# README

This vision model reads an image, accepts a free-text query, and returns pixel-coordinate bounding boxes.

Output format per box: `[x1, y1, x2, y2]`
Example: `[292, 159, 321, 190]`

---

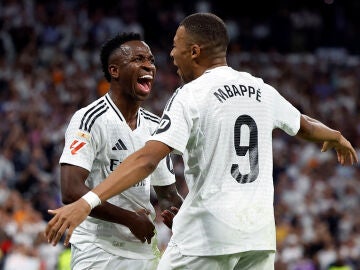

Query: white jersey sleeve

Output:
[149, 67, 302, 256]
[151, 88, 192, 155]
[138, 108, 176, 187]
[59, 110, 102, 171]
[269, 84, 301, 136]
[59, 97, 174, 259]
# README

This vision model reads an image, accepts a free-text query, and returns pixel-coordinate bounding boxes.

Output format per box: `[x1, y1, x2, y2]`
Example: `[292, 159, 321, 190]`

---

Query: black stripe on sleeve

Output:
[140, 108, 160, 123]
[87, 106, 109, 132]
[79, 100, 105, 130]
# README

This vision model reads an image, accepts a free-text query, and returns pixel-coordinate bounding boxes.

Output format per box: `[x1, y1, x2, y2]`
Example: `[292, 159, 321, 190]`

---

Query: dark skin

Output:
[46, 24, 357, 247]
[59, 40, 183, 245]
[61, 165, 156, 243]
[108, 40, 155, 129]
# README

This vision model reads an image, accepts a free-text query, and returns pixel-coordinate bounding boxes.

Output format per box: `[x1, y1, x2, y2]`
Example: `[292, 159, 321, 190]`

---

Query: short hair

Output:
[100, 32, 142, 82]
[179, 13, 229, 54]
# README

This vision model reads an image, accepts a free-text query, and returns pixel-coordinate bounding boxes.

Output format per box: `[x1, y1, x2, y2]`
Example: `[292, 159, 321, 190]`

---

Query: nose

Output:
[142, 60, 155, 71]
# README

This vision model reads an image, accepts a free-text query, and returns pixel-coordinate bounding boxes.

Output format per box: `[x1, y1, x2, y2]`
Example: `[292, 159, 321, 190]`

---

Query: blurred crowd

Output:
[0, 0, 359, 269]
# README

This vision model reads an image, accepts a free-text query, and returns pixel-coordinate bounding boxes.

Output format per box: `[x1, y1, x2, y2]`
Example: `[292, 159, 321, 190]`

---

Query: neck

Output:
[197, 61, 227, 78]
[200, 53, 227, 69]
[108, 90, 139, 130]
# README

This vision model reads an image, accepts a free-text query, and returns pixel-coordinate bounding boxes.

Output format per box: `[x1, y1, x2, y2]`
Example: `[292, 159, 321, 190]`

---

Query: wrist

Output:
[81, 191, 101, 210]
[334, 130, 341, 142]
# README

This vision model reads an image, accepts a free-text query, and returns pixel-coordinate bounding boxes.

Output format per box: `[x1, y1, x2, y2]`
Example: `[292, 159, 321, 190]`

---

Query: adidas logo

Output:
[112, 139, 128, 150]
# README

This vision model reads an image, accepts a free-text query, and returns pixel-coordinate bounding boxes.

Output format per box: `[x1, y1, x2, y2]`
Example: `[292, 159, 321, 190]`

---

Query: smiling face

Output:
[170, 26, 196, 84]
[109, 40, 156, 101]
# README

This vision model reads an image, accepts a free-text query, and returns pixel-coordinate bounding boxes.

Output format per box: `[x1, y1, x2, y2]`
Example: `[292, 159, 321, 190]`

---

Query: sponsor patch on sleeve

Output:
[76, 130, 91, 141]
[69, 139, 87, 155]
[155, 114, 171, 134]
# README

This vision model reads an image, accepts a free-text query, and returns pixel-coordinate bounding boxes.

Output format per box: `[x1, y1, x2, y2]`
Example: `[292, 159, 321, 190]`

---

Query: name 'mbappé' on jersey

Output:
[151, 66, 300, 256]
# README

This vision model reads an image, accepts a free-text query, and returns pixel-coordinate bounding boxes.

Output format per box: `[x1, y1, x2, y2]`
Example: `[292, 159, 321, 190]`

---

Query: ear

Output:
[109, 64, 119, 79]
[190, 44, 201, 59]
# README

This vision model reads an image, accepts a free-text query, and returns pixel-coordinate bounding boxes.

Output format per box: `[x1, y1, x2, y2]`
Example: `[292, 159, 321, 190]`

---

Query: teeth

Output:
[139, 75, 152, 79]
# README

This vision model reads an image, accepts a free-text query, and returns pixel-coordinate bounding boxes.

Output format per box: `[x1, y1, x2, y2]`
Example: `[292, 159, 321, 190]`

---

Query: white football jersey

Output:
[151, 66, 301, 256]
[60, 93, 175, 259]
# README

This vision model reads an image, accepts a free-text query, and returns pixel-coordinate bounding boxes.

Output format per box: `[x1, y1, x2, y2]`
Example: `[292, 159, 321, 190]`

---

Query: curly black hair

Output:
[100, 32, 142, 82]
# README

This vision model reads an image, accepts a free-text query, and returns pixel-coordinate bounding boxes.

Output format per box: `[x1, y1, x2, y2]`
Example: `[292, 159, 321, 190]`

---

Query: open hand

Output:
[45, 198, 91, 246]
[321, 135, 358, 165]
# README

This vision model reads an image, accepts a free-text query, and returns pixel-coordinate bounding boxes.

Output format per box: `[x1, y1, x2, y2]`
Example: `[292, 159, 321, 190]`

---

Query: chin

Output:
[137, 94, 150, 101]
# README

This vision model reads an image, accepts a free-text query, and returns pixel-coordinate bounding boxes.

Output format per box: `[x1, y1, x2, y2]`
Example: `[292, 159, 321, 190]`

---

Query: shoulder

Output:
[72, 96, 110, 132]
[237, 71, 265, 85]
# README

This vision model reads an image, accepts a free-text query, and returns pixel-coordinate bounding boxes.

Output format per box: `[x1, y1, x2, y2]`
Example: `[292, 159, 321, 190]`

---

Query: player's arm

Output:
[94, 140, 172, 200]
[46, 140, 172, 246]
[61, 164, 155, 243]
[296, 114, 358, 165]
[153, 184, 183, 229]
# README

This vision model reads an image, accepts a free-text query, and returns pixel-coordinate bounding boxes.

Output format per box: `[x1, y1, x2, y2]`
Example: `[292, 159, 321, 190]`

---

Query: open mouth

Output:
[137, 75, 153, 93]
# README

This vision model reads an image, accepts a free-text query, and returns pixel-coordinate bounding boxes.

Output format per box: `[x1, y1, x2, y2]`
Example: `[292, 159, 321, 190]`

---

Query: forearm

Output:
[90, 202, 137, 227]
[297, 114, 341, 142]
[93, 149, 158, 203]
[87, 141, 171, 207]
[62, 177, 137, 227]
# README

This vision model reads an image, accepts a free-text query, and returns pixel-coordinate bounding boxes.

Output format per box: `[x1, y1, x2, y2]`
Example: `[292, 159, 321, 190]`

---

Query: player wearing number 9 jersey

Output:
[45, 13, 358, 270]
[152, 65, 299, 256]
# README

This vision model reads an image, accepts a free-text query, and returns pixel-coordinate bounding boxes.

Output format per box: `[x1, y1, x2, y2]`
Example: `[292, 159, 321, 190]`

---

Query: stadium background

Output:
[0, 0, 359, 269]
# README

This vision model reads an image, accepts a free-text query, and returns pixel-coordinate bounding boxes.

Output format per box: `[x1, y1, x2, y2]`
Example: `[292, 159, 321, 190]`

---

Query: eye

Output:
[134, 56, 143, 62]
[134, 56, 155, 65]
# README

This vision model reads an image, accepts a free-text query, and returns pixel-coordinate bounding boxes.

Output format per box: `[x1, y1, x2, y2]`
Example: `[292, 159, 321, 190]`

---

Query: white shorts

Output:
[71, 243, 159, 270]
[157, 244, 275, 270]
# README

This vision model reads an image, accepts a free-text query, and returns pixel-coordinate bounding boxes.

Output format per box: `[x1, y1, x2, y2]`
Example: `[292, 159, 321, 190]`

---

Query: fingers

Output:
[47, 209, 57, 216]
[64, 227, 75, 247]
[322, 139, 358, 166]
[45, 208, 73, 246]
[53, 220, 69, 246]
[321, 141, 329, 152]
[146, 235, 151, 244]
[347, 150, 357, 165]
[45, 211, 59, 242]
[161, 209, 174, 220]
[336, 148, 358, 166]
[47, 216, 64, 245]
[140, 230, 154, 244]
[161, 209, 175, 229]
[131, 210, 155, 244]
[140, 235, 152, 244]
[170, 206, 179, 214]
[47, 219, 75, 247]
[350, 148, 358, 164]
